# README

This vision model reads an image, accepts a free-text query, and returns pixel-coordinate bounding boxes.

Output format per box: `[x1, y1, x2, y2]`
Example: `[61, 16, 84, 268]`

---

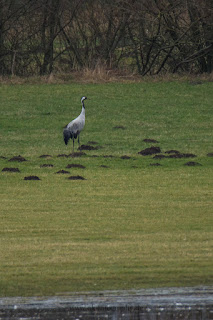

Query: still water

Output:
[0, 287, 212, 320]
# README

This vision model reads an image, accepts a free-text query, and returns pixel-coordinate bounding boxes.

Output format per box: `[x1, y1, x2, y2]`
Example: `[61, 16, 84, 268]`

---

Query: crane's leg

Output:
[78, 135, 80, 149]
[72, 138, 75, 153]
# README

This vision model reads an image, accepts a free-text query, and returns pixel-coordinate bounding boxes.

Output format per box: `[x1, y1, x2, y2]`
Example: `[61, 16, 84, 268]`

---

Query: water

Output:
[0, 287, 212, 319]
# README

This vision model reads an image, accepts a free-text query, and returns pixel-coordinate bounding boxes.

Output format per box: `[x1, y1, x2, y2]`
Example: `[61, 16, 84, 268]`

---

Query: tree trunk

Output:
[40, 0, 59, 75]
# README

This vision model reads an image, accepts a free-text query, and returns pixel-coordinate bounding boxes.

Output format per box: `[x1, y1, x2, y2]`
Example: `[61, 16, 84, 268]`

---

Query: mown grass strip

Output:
[0, 81, 212, 296]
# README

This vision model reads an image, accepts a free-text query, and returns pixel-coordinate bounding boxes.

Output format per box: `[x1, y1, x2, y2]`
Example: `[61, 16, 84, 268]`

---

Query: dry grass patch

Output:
[1, 70, 213, 85]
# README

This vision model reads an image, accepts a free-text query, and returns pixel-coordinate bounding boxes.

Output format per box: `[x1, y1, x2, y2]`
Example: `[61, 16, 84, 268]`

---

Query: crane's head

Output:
[81, 96, 87, 103]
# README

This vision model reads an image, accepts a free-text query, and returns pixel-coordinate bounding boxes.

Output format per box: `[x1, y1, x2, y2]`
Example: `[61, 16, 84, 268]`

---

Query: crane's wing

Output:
[63, 120, 81, 145]
[67, 121, 81, 135]
[63, 127, 71, 145]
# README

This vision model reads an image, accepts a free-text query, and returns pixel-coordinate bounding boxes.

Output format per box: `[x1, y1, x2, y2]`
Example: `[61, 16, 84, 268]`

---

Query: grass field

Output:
[0, 80, 213, 297]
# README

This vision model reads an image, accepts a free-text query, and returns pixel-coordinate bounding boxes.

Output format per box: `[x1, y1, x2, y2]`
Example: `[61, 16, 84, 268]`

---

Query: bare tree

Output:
[58, 0, 132, 70]
[0, 0, 212, 76]
[40, 0, 60, 75]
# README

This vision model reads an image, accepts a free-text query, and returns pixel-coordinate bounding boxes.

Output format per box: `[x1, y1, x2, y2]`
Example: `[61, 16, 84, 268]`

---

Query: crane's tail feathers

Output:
[63, 128, 71, 145]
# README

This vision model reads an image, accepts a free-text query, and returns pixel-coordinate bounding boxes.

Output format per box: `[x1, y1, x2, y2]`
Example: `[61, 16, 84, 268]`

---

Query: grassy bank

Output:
[0, 80, 212, 296]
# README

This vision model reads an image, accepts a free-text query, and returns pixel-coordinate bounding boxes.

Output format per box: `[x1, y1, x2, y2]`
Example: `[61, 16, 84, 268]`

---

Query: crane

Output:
[63, 96, 87, 152]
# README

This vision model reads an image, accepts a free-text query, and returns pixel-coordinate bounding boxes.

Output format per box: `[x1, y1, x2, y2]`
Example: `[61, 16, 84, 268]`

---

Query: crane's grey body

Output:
[63, 96, 87, 152]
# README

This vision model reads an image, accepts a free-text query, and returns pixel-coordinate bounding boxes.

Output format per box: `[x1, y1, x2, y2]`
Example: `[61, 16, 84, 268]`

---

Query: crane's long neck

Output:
[80, 102, 85, 116]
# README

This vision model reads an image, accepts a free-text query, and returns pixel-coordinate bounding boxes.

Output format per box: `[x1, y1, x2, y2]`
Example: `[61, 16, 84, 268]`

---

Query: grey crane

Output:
[63, 96, 87, 152]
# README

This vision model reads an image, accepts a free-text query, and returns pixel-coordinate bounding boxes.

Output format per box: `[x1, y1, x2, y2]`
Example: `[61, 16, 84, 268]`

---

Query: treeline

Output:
[0, 0, 212, 76]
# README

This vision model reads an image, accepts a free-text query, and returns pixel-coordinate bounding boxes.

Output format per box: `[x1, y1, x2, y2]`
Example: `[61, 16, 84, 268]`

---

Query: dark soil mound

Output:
[153, 154, 166, 159]
[68, 152, 86, 157]
[2, 167, 20, 172]
[78, 145, 98, 151]
[24, 176, 40, 180]
[143, 139, 159, 143]
[113, 125, 126, 130]
[100, 165, 109, 168]
[183, 153, 196, 158]
[138, 146, 161, 156]
[121, 155, 131, 159]
[56, 170, 70, 174]
[166, 153, 183, 158]
[184, 161, 202, 166]
[9, 155, 26, 162]
[153, 152, 197, 159]
[68, 175, 86, 180]
[66, 164, 86, 169]
[168, 153, 196, 158]
[39, 155, 52, 158]
[150, 163, 162, 166]
[40, 164, 54, 168]
[103, 155, 114, 158]
[207, 153, 213, 157]
[57, 154, 68, 158]
[165, 150, 180, 154]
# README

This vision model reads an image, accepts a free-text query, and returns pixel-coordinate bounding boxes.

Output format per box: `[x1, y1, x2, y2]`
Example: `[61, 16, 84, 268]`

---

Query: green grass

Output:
[0, 80, 213, 296]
